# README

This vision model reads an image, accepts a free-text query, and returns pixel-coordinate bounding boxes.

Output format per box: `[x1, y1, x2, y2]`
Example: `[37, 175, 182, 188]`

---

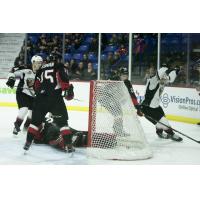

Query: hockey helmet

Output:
[48, 53, 62, 63]
[119, 67, 128, 81]
[120, 67, 128, 75]
[31, 55, 43, 72]
[157, 67, 170, 85]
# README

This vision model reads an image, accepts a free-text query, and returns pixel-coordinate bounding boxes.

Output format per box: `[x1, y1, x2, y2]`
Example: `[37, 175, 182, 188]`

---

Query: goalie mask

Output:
[31, 55, 43, 73]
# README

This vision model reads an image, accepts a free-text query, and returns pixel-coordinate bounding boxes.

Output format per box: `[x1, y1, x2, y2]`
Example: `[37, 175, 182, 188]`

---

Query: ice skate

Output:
[23, 142, 32, 151]
[64, 144, 75, 153]
[169, 133, 183, 142]
[13, 122, 21, 135]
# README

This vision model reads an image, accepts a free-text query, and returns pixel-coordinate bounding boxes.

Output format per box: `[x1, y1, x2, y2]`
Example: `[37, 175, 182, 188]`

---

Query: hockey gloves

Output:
[6, 76, 16, 88]
[65, 84, 74, 101]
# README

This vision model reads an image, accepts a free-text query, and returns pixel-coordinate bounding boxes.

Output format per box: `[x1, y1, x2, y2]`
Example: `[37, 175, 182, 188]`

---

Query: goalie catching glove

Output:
[64, 84, 74, 100]
[6, 76, 16, 88]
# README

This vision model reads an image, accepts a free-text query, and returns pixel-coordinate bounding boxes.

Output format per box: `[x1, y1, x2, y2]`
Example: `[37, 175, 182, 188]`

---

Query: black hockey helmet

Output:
[48, 53, 62, 63]
[119, 67, 128, 75]
[161, 63, 168, 68]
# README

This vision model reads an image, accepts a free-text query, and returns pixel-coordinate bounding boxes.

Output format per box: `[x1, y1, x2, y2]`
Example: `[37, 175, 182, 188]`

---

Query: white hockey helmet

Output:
[157, 67, 169, 79]
[31, 55, 43, 72]
[157, 67, 170, 84]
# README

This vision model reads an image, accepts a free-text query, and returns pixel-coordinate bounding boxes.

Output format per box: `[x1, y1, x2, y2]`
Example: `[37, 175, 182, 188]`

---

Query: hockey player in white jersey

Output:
[6, 55, 43, 135]
[140, 64, 183, 142]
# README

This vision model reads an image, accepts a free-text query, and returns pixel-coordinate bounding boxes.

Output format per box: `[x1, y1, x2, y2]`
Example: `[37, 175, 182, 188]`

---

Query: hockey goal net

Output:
[87, 80, 152, 160]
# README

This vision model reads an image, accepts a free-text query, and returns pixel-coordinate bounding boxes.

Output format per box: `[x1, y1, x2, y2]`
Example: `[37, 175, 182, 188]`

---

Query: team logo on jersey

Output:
[161, 93, 170, 108]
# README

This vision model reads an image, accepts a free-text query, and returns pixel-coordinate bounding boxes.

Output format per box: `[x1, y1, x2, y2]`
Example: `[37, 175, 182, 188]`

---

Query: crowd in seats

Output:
[14, 33, 200, 85]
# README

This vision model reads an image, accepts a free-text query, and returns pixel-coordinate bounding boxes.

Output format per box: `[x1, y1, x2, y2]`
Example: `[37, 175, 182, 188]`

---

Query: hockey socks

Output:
[13, 118, 23, 135]
[23, 124, 41, 151]
[60, 127, 75, 153]
[24, 118, 31, 130]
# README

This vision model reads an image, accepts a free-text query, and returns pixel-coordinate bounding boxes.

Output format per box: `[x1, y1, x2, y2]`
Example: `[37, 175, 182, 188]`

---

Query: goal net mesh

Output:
[87, 80, 152, 160]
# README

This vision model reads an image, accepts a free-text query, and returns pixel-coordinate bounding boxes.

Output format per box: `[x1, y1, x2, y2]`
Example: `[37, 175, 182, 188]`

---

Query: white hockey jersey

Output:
[8, 66, 35, 97]
[142, 67, 178, 108]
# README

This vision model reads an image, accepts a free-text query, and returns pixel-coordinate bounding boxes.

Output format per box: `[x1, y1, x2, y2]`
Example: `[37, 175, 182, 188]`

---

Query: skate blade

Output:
[24, 150, 28, 155]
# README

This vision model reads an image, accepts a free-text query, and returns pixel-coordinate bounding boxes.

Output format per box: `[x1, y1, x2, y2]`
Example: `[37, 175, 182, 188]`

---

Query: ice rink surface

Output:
[0, 107, 200, 165]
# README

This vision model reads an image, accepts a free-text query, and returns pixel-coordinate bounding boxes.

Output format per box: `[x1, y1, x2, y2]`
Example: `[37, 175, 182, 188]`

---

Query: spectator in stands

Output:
[51, 46, 62, 57]
[83, 62, 97, 81]
[173, 64, 186, 86]
[82, 53, 89, 69]
[38, 34, 47, 51]
[112, 52, 121, 70]
[103, 52, 115, 79]
[90, 38, 98, 53]
[70, 59, 78, 74]
[109, 34, 119, 46]
[64, 61, 72, 79]
[72, 33, 83, 50]
[121, 33, 129, 46]
[117, 44, 128, 57]
[190, 66, 200, 86]
[133, 34, 146, 65]
[72, 62, 85, 79]
[14, 52, 24, 67]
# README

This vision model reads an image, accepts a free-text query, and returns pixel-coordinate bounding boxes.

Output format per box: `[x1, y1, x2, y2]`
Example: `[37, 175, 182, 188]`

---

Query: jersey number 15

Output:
[40, 69, 54, 83]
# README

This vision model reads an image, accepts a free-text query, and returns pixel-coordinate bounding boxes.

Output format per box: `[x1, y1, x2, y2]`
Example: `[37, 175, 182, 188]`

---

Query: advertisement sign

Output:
[0, 79, 199, 124]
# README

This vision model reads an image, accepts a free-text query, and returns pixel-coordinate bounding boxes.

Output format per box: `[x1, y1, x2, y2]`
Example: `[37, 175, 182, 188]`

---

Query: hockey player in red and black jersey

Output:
[33, 113, 88, 150]
[140, 64, 183, 142]
[6, 56, 42, 135]
[24, 54, 75, 153]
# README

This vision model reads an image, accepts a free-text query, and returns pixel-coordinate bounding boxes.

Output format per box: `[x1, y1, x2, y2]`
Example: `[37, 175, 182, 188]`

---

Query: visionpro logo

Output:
[161, 93, 170, 108]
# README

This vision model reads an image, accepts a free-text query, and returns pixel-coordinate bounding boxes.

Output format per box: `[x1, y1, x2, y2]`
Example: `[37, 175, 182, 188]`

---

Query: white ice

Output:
[0, 107, 200, 165]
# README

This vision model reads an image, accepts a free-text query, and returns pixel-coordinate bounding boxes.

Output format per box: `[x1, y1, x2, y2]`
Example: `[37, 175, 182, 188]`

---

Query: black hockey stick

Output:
[144, 114, 200, 144]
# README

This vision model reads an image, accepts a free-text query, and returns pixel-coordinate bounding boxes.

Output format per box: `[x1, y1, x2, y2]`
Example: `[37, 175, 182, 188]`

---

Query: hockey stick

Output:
[14, 85, 34, 90]
[73, 98, 84, 102]
[144, 114, 200, 144]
